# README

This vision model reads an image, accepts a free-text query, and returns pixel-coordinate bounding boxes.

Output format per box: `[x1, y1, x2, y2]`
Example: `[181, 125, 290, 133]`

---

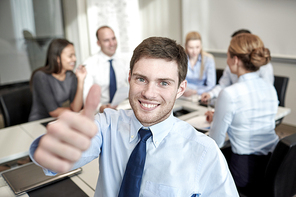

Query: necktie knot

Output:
[139, 128, 152, 142]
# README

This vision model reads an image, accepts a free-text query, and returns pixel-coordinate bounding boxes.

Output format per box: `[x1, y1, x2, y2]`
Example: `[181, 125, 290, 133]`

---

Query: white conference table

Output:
[0, 117, 98, 197]
[0, 98, 291, 196]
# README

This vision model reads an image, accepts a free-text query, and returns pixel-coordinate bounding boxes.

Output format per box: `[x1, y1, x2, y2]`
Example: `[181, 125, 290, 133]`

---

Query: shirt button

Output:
[131, 135, 134, 138]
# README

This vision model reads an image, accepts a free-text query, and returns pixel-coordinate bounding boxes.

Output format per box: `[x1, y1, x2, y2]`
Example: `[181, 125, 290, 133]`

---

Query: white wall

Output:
[139, 0, 182, 44]
[182, 0, 296, 60]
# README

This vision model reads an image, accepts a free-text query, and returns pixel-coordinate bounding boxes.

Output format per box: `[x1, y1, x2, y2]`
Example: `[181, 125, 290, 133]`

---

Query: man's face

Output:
[128, 57, 186, 127]
[97, 28, 117, 57]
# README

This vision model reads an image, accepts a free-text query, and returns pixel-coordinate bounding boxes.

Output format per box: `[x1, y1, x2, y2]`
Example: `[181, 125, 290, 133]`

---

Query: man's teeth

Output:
[142, 103, 157, 108]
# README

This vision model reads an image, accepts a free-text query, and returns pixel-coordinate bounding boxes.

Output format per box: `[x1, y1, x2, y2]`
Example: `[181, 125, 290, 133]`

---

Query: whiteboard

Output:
[182, 0, 296, 60]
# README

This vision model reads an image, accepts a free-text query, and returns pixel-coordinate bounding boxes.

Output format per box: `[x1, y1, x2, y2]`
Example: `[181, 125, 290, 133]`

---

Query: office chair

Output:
[0, 86, 32, 127]
[274, 75, 289, 107]
[273, 75, 289, 126]
[216, 68, 224, 85]
[264, 133, 296, 197]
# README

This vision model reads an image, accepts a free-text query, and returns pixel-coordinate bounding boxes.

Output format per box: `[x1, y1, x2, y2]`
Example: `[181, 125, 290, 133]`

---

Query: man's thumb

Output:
[82, 84, 101, 119]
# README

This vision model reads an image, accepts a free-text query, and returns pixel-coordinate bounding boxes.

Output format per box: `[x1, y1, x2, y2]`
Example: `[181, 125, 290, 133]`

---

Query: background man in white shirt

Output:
[201, 29, 274, 102]
[83, 26, 129, 112]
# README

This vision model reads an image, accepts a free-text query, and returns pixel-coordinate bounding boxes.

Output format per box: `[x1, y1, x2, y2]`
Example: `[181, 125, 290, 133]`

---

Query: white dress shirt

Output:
[30, 110, 239, 197]
[209, 72, 279, 155]
[83, 51, 129, 105]
[209, 62, 274, 99]
[186, 53, 216, 95]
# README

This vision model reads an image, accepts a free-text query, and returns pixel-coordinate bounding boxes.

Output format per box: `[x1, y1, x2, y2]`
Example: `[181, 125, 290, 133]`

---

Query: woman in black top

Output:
[29, 39, 86, 121]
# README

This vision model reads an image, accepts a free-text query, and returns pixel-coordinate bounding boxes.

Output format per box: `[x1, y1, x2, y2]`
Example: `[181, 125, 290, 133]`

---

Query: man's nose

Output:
[142, 83, 157, 99]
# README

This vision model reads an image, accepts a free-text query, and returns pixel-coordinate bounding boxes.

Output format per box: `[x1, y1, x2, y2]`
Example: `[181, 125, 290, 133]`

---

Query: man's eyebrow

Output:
[132, 73, 176, 83]
[158, 78, 176, 83]
[132, 73, 145, 78]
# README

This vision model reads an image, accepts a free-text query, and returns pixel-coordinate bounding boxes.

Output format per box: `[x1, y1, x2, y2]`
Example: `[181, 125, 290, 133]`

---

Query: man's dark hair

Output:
[130, 37, 188, 86]
[231, 29, 251, 37]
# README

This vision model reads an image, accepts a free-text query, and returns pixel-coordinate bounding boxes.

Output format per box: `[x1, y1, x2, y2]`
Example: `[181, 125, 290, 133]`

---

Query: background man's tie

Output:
[118, 128, 152, 197]
[109, 59, 117, 103]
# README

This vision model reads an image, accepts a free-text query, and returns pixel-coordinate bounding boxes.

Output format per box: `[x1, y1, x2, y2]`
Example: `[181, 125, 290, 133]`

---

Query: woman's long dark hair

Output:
[30, 38, 74, 87]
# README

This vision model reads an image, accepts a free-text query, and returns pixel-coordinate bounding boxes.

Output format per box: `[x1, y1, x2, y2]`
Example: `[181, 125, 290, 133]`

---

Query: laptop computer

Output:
[1, 162, 82, 195]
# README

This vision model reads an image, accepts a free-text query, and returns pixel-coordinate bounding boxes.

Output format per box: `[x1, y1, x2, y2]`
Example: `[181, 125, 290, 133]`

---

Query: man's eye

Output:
[138, 78, 145, 82]
[160, 81, 168, 86]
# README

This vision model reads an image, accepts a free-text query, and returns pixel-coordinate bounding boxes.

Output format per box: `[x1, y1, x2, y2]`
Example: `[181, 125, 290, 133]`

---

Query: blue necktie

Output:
[118, 128, 152, 197]
[109, 59, 117, 103]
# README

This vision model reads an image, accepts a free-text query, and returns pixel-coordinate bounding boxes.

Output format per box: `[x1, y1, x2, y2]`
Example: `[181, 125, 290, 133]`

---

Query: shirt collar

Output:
[98, 50, 117, 62]
[238, 72, 260, 82]
[187, 54, 202, 67]
[130, 112, 175, 148]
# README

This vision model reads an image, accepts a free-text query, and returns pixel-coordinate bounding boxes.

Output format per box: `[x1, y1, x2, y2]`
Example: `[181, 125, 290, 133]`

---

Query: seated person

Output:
[183, 31, 216, 96]
[201, 29, 274, 102]
[29, 39, 86, 121]
[83, 26, 129, 113]
[206, 33, 278, 196]
[30, 37, 239, 196]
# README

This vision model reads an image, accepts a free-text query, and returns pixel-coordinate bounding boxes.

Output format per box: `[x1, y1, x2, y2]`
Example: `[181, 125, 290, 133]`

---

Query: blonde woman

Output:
[183, 31, 216, 96]
[206, 33, 278, 196]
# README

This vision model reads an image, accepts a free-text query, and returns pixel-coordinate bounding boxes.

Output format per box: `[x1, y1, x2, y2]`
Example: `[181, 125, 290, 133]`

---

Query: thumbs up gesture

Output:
[34, 85, 101, 173]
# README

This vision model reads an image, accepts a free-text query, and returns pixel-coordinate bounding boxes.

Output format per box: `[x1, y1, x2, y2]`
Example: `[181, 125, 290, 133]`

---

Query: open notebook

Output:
[2, 162, 82, 195]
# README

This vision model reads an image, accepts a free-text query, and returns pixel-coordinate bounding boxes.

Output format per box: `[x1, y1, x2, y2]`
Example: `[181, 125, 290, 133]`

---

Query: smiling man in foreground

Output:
[30, 37, 238, 196]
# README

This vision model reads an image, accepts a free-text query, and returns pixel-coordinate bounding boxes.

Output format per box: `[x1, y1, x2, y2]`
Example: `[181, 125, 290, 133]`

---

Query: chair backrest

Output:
[264, 133, 296, 197]
[274, 75, 289, 107]
[216, 68, 224, 85]
[0, 86, 32, 127]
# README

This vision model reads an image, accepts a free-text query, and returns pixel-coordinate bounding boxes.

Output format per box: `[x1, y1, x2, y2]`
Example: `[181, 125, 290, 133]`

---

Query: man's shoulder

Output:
[172, 118, 217, 148]
[96, 109, 134, 123]
[83, 53, 101, 65]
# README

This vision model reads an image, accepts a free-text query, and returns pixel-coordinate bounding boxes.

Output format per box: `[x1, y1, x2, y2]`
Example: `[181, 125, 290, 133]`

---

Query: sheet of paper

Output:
[186, 115, 211, 131]
[178, 94, 201, 103]
[111, 86, 129, 106]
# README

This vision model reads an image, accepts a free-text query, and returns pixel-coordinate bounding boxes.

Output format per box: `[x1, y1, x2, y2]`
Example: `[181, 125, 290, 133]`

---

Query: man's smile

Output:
[139, 100, 159, 110]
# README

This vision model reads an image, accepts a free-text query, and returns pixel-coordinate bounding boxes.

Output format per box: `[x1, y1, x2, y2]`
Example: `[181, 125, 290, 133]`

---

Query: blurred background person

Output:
[83, 26, 129, 113]
[183, 31, 216, 97]
[201, 29, 274, 102]
[206, 33, 278, 196]
[29, 38, 86, 121]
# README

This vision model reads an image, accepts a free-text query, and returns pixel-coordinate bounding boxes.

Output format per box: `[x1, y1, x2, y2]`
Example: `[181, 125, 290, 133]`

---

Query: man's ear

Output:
[128, 71, 131, 83]
[176, 80, 187, 99]
[57, 56, 60, 64]
[97, 40, 101, 47]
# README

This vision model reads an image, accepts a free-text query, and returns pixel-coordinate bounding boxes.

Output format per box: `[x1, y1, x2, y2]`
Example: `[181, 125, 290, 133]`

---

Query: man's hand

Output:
[205, 110, 214, 123]
[201, 92, 211, 103]
[34, 85, 101, 173]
